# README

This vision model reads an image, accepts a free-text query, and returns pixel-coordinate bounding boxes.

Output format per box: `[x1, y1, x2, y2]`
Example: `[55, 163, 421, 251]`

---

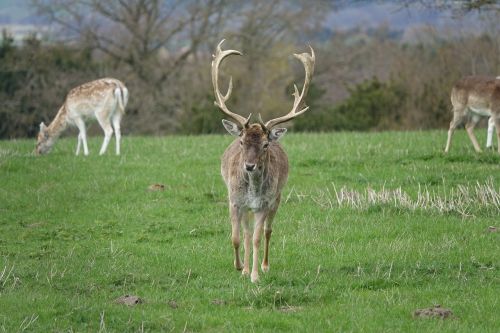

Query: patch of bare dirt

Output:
[211, 299, 226, 306]
[413, 305, 453, 319]
[26, 222, 45, 228]
[148, 184, 166, 191]
[115, 295, 143, 306]
[168, 300, 178, 309]
[278, 305, 302, 313]
[487, 226, 498, 233]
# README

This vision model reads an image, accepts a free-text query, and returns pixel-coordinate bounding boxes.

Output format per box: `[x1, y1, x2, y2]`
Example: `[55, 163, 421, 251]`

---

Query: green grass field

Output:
[1, 130, 499, 332]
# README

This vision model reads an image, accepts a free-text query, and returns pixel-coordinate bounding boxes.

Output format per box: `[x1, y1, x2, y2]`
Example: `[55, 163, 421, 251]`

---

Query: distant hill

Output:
[0, 0, 488, 43]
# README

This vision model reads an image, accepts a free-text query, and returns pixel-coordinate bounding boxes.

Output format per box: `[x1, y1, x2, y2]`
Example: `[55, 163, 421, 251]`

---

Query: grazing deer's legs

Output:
[465, 115, 482, 153]
[111, 112, 122, 155]
[487, 117, 495, 149]
[262, 196, 280, 273]
[96, 113, 114, 155]
[75, 133, 82, 155]
[74, 117, 89, 156]
[251, 211, 267, 283]
[230, 203, 243, 271]
[241, 212, 252, 275]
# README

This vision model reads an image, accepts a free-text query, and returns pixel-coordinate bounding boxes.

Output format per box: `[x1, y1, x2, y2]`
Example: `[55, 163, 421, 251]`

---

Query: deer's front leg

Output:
[445, 111, 462, 153]
[242, 212, 251, 276]
[229, 203, 243, 271]
[262, 197, 280, 273]
[251, 210, 267, 283]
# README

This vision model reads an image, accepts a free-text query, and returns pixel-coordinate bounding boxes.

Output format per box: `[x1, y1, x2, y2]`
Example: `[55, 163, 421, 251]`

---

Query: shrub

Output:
[295, 78, 406, 132]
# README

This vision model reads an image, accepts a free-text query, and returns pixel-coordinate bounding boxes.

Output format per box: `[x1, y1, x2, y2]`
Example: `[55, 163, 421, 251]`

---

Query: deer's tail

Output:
[114, 83, 129, 114]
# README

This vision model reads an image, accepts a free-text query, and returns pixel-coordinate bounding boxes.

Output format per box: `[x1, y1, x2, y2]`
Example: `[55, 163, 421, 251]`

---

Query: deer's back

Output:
[451, 76, 500, 111]
[65, 78, 125, 117]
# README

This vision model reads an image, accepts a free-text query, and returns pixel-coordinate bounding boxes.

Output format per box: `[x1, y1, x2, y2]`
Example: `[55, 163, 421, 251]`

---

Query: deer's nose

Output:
[245, 163, 256, 172]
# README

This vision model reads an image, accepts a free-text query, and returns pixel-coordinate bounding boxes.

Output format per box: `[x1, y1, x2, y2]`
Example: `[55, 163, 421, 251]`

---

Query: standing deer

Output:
[212, 40, 315, 282]
[445, 76, 500, 154]
[35, 78, 128, 156]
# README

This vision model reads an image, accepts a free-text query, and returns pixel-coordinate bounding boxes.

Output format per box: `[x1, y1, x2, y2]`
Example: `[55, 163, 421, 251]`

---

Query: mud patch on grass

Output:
[413, 305, 453, 319]
[148, 183, 165, 191]
[487, 226, 498, 233]
[278, 305, 302, 313]
[211, 299, 226, 306]
[115, 295, 143, 306]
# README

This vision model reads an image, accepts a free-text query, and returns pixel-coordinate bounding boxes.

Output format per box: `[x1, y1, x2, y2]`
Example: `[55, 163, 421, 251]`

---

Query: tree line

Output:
[0, 0, 499, 139]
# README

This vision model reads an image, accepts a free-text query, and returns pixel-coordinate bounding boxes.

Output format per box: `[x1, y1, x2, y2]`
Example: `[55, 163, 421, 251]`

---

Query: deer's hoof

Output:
[251, 272, 259, 283]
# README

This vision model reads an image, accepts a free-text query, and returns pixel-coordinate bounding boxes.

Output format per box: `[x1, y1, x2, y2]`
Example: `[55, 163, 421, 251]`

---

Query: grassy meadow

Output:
[0, 130, 499, 332]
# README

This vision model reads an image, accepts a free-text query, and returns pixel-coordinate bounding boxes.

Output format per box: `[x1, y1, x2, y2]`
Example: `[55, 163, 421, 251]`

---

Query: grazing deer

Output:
[212, 40, 315, 282]
[35, 78, 128, 156]
[445, 76, 500, 154]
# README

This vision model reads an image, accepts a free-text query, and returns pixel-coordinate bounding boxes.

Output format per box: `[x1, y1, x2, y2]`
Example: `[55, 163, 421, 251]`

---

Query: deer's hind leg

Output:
[111, 111, 123, 155]
[96, 111, 114, 155]
[74, 117, 89, 156]
[465, 114, 482, 153]
[486, 117, 495, 149]
[75, 133, 82, 155]
[494, 115, 500, 154]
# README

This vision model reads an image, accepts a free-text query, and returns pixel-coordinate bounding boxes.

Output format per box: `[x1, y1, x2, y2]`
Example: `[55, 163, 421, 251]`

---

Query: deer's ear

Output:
[269, 127, 287, 141]
[222, 119, 242, 136]
[40, 122, 46, 131]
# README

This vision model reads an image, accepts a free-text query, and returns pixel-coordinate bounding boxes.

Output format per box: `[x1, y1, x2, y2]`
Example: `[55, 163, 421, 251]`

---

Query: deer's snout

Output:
[245, 163, 256, 172]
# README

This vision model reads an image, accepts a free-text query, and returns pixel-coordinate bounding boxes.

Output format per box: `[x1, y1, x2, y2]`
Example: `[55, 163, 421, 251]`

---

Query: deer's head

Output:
[212, 40, 314, 173]
[35, 122, 53, 155]
[222, 120, 287, 172]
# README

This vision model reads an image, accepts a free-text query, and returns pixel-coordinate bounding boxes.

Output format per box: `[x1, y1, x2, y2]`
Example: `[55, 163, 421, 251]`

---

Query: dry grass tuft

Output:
[0, 263, 20, 292]
[289, 179, 500, 217]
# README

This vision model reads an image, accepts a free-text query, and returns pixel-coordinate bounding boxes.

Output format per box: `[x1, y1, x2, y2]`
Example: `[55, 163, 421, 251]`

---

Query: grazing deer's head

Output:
[35, 122, 53, 155]
[212, 40, 314, 173]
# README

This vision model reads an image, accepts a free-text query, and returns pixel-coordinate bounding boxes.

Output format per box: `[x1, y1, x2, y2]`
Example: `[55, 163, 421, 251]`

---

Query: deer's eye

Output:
[263, 142, 269, 149]
[239, 140, 243, 146]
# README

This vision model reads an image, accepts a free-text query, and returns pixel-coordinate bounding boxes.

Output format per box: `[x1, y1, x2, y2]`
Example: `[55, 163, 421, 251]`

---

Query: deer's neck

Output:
[47, 105, 69, 139]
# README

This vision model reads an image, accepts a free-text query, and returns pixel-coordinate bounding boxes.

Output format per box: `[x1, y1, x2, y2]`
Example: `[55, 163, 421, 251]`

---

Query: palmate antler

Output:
[263, 46, 315, 129]
[211, 39, 251, 127]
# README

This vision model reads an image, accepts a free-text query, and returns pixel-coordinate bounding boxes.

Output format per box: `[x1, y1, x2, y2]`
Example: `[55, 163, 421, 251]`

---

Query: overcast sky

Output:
[0, 0, 490, 35]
